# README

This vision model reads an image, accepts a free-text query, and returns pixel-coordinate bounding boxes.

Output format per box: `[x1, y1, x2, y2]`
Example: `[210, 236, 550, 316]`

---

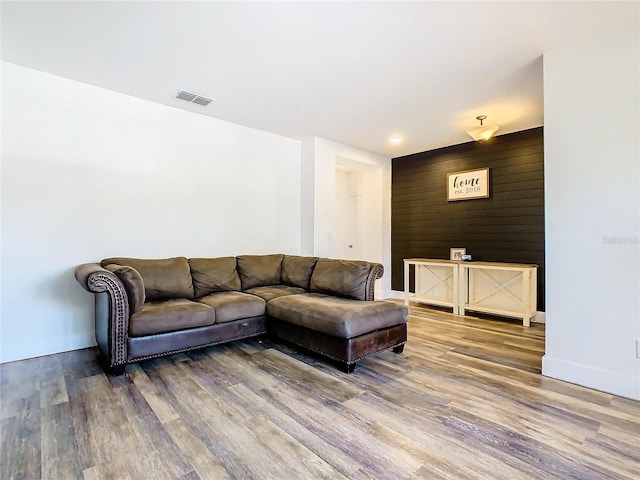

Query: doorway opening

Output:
[334, 156, 383, 269]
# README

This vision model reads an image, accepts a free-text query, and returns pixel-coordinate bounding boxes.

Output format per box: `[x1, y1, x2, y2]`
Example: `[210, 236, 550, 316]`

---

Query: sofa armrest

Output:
[75, 263, 129, 369]
[365, 263, 384, 301]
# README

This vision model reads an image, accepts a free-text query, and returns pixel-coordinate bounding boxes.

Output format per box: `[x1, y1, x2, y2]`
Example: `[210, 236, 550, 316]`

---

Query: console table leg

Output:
[404, 261, 410, 306]
[459, 265, 469, 317]
[522, 270, 531, 327]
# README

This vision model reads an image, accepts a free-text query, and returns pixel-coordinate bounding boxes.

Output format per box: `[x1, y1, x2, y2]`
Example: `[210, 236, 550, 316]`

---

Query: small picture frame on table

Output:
[450, 248, 466, 261]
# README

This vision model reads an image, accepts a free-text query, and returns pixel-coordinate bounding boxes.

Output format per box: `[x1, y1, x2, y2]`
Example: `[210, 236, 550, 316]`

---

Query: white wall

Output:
[303, 137, 392, 298]
[300, 137, 315, 255]
[542, 23, 640, 399]
[0, 62, 302, 363]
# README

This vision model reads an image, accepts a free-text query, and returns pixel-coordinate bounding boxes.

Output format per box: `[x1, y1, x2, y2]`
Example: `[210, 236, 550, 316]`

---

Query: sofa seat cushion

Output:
[267, 293, 407, 339]
[244, 285, 307, 302]
[197, 291, 266, 323]
[129, 299, 215, 337]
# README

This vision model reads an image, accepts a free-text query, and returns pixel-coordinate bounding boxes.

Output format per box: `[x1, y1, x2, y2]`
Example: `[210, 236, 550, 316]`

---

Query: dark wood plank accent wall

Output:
[392, 127, 545, 310]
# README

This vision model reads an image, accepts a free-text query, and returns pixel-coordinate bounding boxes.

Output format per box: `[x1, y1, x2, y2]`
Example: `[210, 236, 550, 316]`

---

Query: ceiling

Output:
[1, 1, 633, 157]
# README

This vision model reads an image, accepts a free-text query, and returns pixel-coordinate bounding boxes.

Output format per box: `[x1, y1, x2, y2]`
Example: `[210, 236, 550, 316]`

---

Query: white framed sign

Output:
[447, 167, 489, 201]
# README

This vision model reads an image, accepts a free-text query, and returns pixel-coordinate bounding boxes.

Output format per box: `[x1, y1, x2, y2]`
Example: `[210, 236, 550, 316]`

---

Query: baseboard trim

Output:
[533, 311, 546, 324]
[542, 355, 640, 400]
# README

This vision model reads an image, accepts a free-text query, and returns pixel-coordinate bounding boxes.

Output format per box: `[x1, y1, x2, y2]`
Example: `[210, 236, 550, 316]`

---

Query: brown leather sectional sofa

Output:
[75, 254, 408, 375]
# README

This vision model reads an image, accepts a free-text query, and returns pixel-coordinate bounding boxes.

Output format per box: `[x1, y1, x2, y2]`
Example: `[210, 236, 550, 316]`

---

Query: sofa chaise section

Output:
[267, 293, 407, 372]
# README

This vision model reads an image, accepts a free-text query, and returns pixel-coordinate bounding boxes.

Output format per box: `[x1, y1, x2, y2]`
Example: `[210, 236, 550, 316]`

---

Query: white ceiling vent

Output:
[176, 90, 214, 106]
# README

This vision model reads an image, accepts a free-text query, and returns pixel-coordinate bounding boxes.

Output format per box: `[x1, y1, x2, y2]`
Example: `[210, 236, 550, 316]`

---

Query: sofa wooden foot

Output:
[392, 344, 405, 354]
[342, 363, 356, 374]
[108, 364, 126, 376]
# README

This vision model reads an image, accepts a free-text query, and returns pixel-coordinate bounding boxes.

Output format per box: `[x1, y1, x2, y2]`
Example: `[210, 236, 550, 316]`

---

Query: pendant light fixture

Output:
[467, 115, 499, 142]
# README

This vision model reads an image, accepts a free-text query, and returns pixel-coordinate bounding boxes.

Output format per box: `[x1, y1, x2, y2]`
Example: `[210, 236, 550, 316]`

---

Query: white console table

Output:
[404, 258, 538, 326]
[403, 258, 461, 314]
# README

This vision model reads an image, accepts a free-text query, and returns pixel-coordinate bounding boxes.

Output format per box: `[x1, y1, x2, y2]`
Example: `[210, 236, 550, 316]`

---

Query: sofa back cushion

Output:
[281, 255, 318, 290]
[189, 257, 241, 297]
[309, 258, 370, 301]
[103, 264, 146, 313]
[101, 257, 194, 301]
[236, 254, 284, 290]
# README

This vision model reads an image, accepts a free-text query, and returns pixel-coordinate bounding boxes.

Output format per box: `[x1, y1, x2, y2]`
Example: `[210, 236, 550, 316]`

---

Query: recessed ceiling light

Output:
[390, 136, 404, 145]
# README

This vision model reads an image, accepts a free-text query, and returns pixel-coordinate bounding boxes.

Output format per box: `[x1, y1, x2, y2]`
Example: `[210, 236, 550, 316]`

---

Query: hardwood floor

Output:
[2, 304, 639, 479]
